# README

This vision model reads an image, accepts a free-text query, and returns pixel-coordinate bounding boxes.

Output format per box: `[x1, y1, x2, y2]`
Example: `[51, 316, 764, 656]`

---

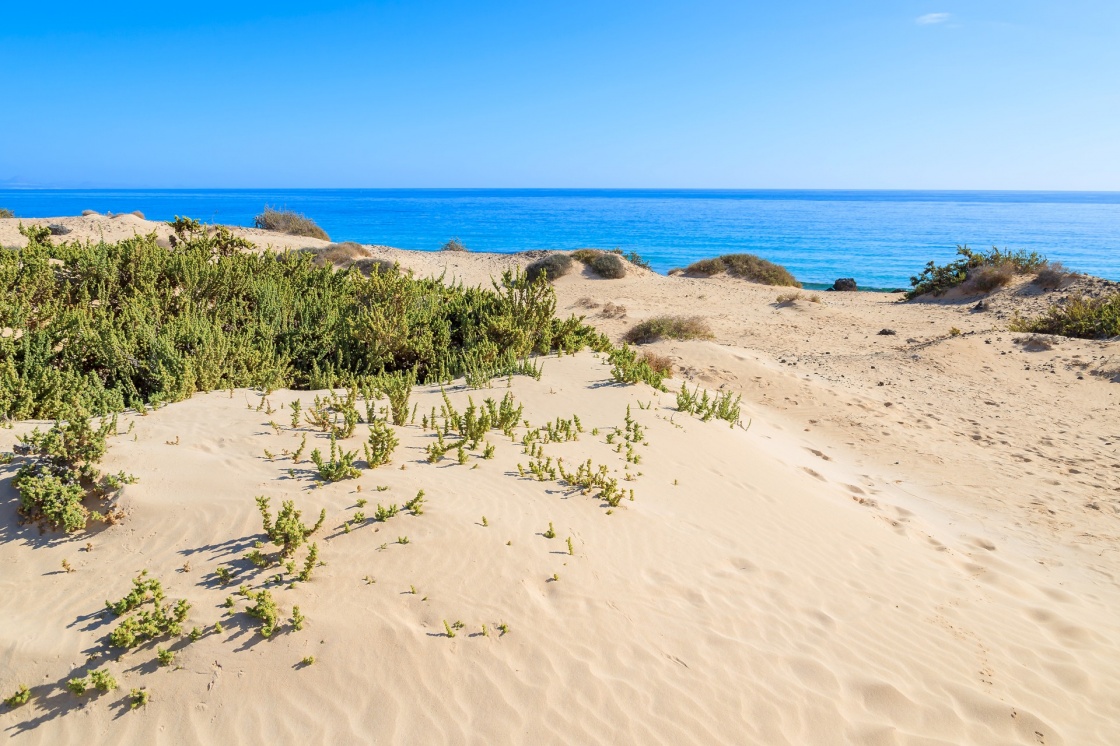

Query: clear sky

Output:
[2, 1, 1118, 189]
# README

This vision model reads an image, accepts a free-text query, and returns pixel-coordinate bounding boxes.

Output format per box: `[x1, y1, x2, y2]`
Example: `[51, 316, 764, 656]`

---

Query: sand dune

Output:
[2, 215, 1118, 744]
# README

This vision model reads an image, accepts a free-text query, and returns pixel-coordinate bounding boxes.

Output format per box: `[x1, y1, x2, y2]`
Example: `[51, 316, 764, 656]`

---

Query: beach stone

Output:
[832, 278, 857, 291]
[47, 223, 71, 235]
[878, 328, 897, 336]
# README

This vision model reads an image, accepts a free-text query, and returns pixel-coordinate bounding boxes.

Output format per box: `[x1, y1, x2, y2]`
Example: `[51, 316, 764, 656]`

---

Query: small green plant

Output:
[215, 566, 234, 584]
[301, 655, 316, 666]
[245, 589, 280, 637]
[497, 622, 509, 636]
[190, 626, 203, 641]
[566, 537, 574, 555]
[106, 572, 190, 648]
[157, 648, 175, 667]
[5, 685, 31, 708]
[67, 677, 89, 696]
[443, 619, 456, 638]
[290, 605, 306, 631]
[949, 327, 962, 337]
[292, 434, 307, 463]
[310, 434, 361, 481]
[130, 688, 150, 709]
[552, 573, 559, 581]
[298, 543, 319, 582]
[256, 495, 326, 557]
[397, 535, 410, 545]
[608, 346, 667, 390]
[543, 522, 556, 539]
[364, 417, 398, 467]
[403, 490, 425, 514]
[356, 497, 368, 508]
[289, 399, 302, 428]
[214, 621, 224, 634]
[89, 669, 117, 691]
[676, 384, 741, 426]
[481, 515, 489, 527]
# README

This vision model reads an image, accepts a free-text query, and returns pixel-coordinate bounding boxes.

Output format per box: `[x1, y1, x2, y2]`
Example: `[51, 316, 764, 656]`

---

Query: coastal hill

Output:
[1, 214, 1118, 744]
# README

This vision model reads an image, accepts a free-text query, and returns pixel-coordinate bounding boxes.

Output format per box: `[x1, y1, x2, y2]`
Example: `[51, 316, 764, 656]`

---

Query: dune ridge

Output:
[2, 215, 1118, 745]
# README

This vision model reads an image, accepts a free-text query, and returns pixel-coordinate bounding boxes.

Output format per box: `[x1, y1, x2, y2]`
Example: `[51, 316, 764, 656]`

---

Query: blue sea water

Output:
[2, 189, 1119, 289]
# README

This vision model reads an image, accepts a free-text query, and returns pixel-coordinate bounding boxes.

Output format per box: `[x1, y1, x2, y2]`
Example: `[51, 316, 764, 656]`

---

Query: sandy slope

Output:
[2, 216, 1119, 744]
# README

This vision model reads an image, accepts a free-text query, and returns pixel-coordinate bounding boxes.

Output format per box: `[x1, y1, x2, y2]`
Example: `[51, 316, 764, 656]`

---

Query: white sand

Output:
[2, 216, 1118, 744]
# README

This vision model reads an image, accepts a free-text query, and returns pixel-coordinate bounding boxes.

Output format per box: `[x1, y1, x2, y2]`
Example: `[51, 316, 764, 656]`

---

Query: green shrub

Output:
[679, 254, 799, 287]
[310, 434, 361, 481]
[89, 669, 117, 691]
[106, 573, 190, 648]
[677, 384, 741, 426]
[130, 688, 150, 708]
[608, 346, 667, 390]
[623, 316, 714, 344]
[256, 495, 326, 557]
[364, 417, 398, 467]
[253, 207, 330, 240]
[907, 245, 1046, 299]
[526, 254, 574, 283]
[0, 225, 608, 422]
[441, 238, 468, 252]
[12, 414, 131, 532]
[245, 589, 280, 636]
[1011, 294, 1120, 339]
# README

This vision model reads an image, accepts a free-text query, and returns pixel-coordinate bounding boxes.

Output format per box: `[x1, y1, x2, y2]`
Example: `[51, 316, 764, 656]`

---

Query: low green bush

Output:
[1011, 293, 1120, 339]
[253, 206, 330, 240]
[678, 254, 799, 287]
[907, 245, 1046, 299]
[608, 346, 667, 390]
[0, 223, 603, 420]
[571, 250, 627, 279]
[11, 414, 132, 532]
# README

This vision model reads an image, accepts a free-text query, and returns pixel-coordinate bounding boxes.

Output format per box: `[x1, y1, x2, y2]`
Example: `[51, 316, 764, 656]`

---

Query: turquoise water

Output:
[2, 189, 1118, 288]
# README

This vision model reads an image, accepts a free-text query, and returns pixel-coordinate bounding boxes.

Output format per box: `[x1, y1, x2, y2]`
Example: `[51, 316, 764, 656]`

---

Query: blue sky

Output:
[1, 1, 1118, 189]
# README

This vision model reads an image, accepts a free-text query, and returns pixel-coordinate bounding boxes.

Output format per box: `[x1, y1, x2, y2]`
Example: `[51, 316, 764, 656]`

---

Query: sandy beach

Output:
[2, 215, 1118, 745]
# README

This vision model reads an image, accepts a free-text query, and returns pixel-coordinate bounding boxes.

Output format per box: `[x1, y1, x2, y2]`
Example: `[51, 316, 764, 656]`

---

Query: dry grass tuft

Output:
[680, 254, 799, 287]
[1032, 262, 1076, 291]
[959, 263, 1016, 294]
[623, 315, 714, 344]
[440, 238, 469, 252]
[600, 302, 627, 319]
[254, 207, 330, 241]
[0, 208, 14, 219]
[350, 257, 399, 276]
[311, 242, 371, 267]
[640, 351, 673, 375]
[575, 297, 600, 309]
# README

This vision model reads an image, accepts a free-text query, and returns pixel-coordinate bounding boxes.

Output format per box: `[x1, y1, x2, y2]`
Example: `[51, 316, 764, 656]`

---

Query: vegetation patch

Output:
[253, 206, 330, 240]
[1011, 293, 1120, 339]
[677, 384, 741, 426]
[907, 245, 1047, 299]
[106, 572, 190, 648]
[9, 415, 132, 532]
[310, 242, 371, 267]
[571, 250, 626, 279]
[623, 315, 714, 344]
[0, 208, 14, 219]
[440, 238, 468, 252]
[608, 346, 667, 390]
[0, 222, 609, 420]
[677, 254, 799, 287]
[525, 254, 574, 283]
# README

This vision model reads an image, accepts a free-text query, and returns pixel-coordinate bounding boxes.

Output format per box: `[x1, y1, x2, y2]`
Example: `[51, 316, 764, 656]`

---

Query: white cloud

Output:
[916, 13, 951, 25]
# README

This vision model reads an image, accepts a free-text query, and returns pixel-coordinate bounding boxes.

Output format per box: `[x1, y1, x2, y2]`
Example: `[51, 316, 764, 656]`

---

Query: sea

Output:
[2, 189, 1118, 290]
